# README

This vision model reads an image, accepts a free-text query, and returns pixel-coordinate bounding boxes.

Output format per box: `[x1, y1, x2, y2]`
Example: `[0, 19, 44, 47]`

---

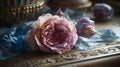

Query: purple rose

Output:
[76, 17, 97, 38]
[26, 13, 78, 54]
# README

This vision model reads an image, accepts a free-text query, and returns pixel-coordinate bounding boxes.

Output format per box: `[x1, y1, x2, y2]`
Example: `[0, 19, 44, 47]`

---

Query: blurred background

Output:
[0, 0, 120, 27]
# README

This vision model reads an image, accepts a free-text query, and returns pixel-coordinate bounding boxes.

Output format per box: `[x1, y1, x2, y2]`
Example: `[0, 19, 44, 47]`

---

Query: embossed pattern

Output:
[9, 43, 120, 67]
[0, 0, 46, 26]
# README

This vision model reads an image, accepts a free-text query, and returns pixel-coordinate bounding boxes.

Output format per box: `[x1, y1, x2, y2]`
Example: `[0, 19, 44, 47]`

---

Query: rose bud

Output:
[76, 17, 97, 38]
[26, 13, 78, 54]
[92, 3, 114, 22]
[56, 8, 65, 17]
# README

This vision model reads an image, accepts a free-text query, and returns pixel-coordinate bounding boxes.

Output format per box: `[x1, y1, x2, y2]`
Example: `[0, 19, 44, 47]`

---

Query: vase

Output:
[0, 0, 46, 26]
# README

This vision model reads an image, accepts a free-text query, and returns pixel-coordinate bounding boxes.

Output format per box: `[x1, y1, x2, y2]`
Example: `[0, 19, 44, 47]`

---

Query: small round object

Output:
[92, 3, 114, 22]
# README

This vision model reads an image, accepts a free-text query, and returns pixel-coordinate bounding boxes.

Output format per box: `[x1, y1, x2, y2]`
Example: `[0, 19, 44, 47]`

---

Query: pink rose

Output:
[26, 13, 78, 54]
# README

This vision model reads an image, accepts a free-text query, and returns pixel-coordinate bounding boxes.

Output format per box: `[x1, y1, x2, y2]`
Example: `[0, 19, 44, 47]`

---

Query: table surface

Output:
[0, 16, 120, 67]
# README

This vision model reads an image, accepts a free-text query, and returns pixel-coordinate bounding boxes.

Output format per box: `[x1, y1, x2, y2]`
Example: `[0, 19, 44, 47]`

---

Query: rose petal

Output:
[26, 13, 78, 54]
